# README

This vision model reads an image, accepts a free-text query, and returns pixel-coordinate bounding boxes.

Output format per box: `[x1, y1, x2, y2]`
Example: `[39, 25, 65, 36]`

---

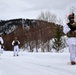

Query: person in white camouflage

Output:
[63, 13, 76, 65]
[12, 36, 20, 56]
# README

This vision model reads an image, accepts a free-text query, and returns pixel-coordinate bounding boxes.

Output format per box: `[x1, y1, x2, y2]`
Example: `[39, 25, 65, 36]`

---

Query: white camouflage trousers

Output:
[68, 45, 76, 61]
[14, 45, 19, 56]
[0, 45, 3, 54]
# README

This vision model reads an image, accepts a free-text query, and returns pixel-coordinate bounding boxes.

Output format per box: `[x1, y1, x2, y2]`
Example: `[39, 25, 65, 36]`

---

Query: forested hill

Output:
[0, 18, 63, 50]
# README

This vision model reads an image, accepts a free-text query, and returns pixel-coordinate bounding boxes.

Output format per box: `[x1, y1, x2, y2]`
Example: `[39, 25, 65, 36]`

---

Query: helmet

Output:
[68, 13, 74, 20]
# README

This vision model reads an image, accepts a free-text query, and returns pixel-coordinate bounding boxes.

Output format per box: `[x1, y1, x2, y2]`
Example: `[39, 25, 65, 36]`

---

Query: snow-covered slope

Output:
[0, 51, 76, 75]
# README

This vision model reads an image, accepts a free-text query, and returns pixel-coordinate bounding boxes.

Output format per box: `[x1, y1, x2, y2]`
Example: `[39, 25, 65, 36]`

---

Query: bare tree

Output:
[69, 5, 76, 14]
[37, 11, 57, 23]
[56, 18, 63, 26]
[37, 12, 58, 52]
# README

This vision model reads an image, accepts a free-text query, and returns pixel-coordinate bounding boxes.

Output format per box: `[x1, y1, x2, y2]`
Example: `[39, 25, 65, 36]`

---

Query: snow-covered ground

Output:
[0, 50, 76, 75]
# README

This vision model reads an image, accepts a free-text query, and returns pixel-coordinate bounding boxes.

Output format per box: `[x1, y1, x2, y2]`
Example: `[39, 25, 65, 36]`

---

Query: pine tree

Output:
[53, 25, 65, 52]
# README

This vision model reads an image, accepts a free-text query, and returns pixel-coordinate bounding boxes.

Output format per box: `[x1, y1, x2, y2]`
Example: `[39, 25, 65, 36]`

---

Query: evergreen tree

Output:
[53, 25, 65, 52]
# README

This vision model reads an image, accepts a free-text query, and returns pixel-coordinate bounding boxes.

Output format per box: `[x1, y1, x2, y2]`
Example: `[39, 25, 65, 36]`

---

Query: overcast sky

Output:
[0, 0, 76, 20]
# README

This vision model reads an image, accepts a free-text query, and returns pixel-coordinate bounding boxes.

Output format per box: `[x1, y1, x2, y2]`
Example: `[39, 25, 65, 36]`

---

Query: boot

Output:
[71, 61, 76, 65]
[17, 54, 19, 56]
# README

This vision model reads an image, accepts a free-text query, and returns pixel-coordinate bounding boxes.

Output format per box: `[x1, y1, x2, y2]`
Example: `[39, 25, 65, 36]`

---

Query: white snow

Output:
[0, 50, 76, 75]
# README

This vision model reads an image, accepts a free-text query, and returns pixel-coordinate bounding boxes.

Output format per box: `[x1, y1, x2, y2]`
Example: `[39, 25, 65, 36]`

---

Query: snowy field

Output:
[0, 51, 76, 75]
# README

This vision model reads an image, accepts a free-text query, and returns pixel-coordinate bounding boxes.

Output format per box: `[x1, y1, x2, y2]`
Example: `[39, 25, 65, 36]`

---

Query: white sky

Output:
[0, 0, 76, 20]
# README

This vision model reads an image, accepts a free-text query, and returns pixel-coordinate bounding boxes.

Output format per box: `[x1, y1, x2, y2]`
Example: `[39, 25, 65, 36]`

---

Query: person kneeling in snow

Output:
[12, 36, 20, 56]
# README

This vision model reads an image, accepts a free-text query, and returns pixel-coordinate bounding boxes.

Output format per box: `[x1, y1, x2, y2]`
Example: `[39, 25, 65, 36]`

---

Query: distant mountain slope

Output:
[0, 18, 63, 50]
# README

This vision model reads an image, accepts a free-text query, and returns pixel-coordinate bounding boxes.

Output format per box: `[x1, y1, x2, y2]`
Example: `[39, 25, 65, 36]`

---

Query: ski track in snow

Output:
[0, 51, 76, 75]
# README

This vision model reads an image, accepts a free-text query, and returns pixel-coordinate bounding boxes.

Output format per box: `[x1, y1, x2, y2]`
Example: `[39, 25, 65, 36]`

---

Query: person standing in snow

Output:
[0, 34, 4, 54]
[63, 13, 76, 65]
[12, 36, 20, 56]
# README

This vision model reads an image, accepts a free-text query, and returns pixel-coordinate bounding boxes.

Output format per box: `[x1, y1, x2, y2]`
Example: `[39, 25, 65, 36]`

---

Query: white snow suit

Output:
[12, 40, 20, 56]
[63, 24, 76, 62]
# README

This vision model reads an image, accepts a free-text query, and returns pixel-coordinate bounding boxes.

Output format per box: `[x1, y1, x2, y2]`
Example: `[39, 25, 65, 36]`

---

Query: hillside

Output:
[0, 18, 63, 50]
